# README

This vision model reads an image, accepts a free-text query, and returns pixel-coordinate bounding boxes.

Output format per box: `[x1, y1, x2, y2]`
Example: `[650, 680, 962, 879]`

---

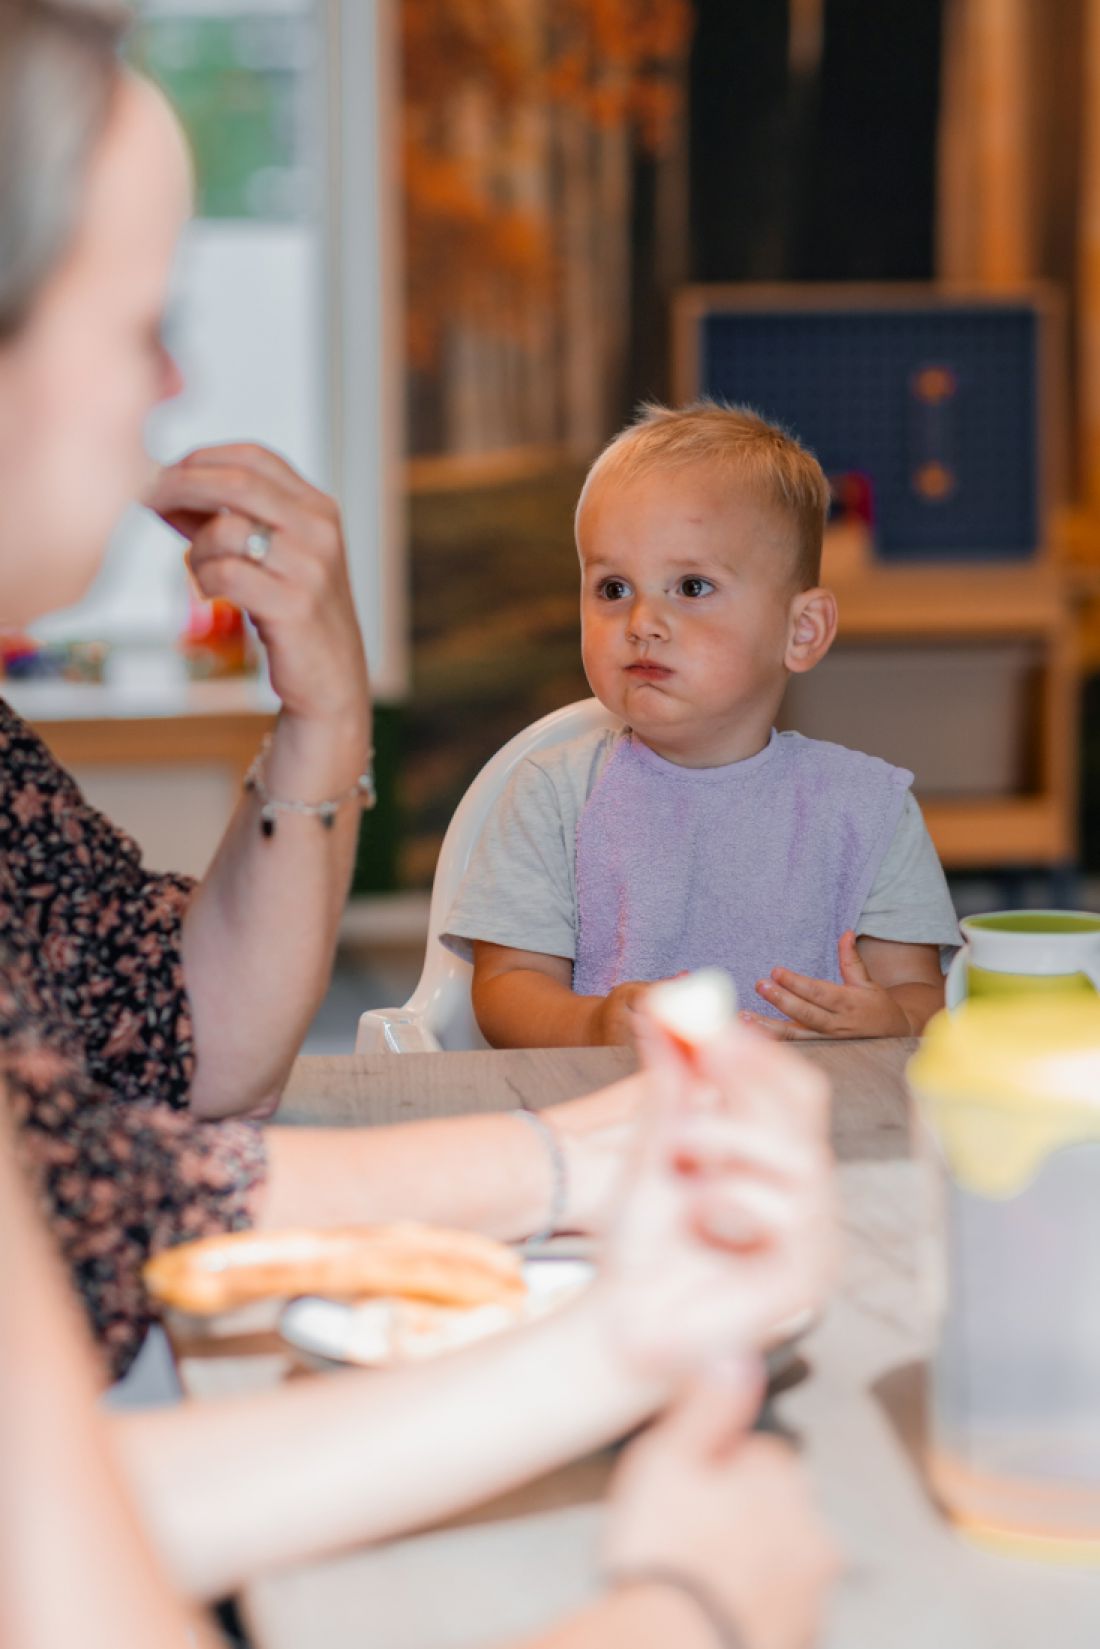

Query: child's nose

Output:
[627, 595, 669, 640]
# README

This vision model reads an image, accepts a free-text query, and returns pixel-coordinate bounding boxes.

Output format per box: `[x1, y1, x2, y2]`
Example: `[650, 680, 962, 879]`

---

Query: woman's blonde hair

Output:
[579, 400, 831, 589]
[0, 0, 129, 340]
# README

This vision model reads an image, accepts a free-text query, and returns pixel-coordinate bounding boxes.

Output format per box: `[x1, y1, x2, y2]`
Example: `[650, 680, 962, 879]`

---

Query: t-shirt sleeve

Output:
[443, 755, 579, 962]
[857, 793, 961, 960]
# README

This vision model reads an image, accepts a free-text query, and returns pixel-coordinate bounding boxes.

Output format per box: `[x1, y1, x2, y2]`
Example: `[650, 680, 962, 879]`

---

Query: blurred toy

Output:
[0, 635, 108, 682]
[821, 470, 874, 583]
[179, 595, 254, 679]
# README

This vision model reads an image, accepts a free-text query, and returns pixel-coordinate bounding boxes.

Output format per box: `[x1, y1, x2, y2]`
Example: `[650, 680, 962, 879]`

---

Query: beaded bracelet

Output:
[608, 1567, 747, 1649]
[244, 734, 376, 838]
[511, 1107, 568, 1248]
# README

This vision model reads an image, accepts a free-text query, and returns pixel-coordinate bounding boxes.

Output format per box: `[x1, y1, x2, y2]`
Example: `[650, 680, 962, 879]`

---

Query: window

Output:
[35, 0, 406, 699]
[36, 0, 323, 650]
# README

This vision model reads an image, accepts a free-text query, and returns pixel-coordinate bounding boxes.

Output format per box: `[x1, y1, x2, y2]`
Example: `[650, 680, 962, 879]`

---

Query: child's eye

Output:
[678, 576, 715, 598]
[597, 577, 632, 601]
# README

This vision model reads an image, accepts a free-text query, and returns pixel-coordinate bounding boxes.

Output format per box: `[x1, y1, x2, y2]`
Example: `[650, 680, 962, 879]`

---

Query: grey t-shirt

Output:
[444, 728, 961, 967]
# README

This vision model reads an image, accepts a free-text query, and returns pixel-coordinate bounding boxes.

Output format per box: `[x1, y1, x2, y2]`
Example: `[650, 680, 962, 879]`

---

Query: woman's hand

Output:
[605, 1376, 838, 1649]
[603, 1004, 836, 1371]
[147, 443, 369, 732]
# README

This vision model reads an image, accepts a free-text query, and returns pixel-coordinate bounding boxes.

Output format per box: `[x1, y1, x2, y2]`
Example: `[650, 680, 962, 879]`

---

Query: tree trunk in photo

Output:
[640, 57, 691, 407]
[936, 0, 976, 279]
[653, 102, 690, 301]
[937, 0, 1032, 285]
[595, 120, 633, 432]
[940, 0, 1096, 501]
[558, 110, 604, 457]
[1079, 0, 1100, 509]
[514, 87, 560, 446]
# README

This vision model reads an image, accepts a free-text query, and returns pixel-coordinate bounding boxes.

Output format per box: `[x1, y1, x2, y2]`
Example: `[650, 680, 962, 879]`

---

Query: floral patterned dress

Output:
[0, 699, 267, 1379]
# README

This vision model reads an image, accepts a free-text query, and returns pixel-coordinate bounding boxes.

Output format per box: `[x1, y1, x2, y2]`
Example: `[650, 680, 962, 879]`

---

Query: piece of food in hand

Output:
[144, 1221, 526, 1317]
[648, 968, 738, 1052]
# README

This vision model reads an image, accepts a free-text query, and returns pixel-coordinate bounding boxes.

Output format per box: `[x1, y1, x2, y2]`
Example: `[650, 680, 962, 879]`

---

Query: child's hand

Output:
[745, 931, 914, 1040]
[588, 981, 662, 1046]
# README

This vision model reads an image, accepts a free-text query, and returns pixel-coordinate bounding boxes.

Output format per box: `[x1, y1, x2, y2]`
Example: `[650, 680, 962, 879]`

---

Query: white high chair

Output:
[356, 697, 622, 1052]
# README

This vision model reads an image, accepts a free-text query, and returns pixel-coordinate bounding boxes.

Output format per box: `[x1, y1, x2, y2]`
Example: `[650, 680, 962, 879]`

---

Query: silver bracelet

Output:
[512, 1107, 568, 1247]
[607, 1566, 747, 1649]
[244, 733, 376, 838]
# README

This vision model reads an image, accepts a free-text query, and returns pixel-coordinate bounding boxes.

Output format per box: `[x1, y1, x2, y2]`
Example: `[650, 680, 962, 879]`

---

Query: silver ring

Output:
[242, 523, 273, 564]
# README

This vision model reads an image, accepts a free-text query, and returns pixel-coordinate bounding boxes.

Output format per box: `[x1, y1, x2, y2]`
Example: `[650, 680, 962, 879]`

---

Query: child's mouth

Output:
[626, 662, 673, 681]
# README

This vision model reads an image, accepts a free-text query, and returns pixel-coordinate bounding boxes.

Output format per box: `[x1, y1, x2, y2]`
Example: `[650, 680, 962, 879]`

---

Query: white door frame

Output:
[323, 0, 408, 700]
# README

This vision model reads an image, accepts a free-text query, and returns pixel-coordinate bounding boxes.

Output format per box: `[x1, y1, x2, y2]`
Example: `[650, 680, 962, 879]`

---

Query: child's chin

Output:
[626, 688, 681, 718]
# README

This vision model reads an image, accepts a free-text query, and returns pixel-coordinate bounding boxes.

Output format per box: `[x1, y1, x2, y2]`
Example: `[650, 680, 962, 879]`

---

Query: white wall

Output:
[37, 1, 408, 698]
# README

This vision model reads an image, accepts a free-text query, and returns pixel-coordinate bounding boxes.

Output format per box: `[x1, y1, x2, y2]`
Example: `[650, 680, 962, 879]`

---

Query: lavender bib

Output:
[573, 729, 911, 1013]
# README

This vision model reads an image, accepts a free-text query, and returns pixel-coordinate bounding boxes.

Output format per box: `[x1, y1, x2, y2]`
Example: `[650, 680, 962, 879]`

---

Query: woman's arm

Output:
[116, 1022, 834, 1602]
[262, 1076, 638, 1239]
[0, 1117, 213, 1649]
[519, 1587, 716, 1649]
[181, 708, 366, 1119]
[115, 1282, 665, 1601]
[149, 444, 371, 1121]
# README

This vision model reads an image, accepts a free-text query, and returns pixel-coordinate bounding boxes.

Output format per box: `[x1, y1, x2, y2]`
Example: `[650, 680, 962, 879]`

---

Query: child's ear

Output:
[785, 587, 838, 675]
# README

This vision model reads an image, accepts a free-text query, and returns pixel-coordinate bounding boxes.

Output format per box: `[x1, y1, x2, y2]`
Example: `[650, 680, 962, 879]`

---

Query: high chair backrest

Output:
[356, 697, 622, 1052]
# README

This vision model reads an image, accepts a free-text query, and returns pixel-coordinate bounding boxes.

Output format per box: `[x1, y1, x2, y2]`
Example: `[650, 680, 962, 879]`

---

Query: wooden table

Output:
[173, 1043, 1100, 1648]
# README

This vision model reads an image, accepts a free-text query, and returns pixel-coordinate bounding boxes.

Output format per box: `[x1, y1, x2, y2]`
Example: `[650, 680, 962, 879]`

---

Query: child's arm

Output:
[472, 941, 654, 1048]
[744, 930, 944, 1040]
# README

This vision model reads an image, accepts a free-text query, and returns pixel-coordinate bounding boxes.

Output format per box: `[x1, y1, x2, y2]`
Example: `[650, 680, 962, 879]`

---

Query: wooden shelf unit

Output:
[29, 709, 275, 788]
[827, 564, 1078, 870]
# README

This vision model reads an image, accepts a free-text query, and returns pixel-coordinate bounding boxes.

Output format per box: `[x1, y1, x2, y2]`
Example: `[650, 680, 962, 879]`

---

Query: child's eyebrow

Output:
[660, 556, 741, 577]
[580, 554, 741, 575]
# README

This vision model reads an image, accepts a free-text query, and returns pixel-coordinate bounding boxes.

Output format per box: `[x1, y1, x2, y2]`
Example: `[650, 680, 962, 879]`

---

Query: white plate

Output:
[280, 1257, 596, 1371]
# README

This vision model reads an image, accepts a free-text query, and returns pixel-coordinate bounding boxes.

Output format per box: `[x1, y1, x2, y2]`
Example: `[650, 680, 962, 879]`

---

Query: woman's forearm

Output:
[113, 1286, 666, 1602]
[518, 1586, 713, 1649]
[0, 1124, 212, 1649]
[258, 1074, 640, 1239]
[261, 1112, 554, 1239]
[182, 708, 369, 1119]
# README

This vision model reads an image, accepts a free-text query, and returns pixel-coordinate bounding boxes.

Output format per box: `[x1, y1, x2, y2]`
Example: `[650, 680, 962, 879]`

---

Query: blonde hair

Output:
[578, 400, 830, 589]
[0, 0, 129, 340]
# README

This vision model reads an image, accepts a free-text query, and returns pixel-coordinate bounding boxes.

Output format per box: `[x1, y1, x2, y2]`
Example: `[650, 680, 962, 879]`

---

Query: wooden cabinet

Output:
[818, 565, 1078, 870]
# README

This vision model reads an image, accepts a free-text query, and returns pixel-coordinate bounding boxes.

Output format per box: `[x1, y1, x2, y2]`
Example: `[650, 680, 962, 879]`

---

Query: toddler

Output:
[445, 402, 960, 1046]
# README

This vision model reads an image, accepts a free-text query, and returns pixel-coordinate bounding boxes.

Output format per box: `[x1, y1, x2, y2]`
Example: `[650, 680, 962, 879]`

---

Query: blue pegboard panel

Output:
[698, 304, 1041, 561]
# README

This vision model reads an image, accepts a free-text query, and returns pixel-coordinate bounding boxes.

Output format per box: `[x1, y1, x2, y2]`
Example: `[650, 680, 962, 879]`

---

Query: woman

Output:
[0, 0, 636, 1381]
[1, 4, 836, 1644]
